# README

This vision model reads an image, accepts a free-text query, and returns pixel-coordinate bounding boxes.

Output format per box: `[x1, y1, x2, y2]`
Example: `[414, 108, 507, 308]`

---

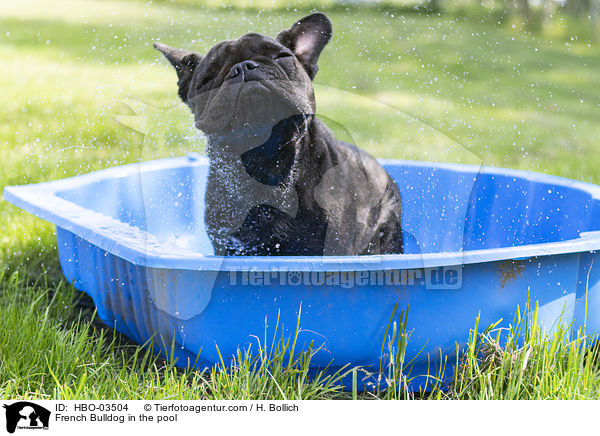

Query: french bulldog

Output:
[154, 12, 403, 256]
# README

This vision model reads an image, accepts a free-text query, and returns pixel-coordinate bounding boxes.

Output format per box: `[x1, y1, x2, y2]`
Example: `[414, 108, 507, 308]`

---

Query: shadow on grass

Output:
[0, 233, 63, 285]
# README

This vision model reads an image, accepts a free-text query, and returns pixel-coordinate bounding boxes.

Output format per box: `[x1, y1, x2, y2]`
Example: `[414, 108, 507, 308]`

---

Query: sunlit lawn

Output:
[1, 0, 599, 399]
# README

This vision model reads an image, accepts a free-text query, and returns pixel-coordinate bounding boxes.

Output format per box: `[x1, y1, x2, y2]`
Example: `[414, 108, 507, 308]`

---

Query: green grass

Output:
[445, 300, 600, 400]
[1, 0, 600, 399]
[2, 274, 600, 399]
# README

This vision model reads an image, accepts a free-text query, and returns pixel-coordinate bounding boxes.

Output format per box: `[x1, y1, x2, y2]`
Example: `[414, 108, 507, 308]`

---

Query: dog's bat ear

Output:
[276, 12, 332, 80]
[154, 42, 202, 102]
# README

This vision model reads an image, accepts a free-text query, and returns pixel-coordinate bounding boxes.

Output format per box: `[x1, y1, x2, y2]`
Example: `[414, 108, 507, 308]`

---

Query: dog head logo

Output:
[2, 402, 50, 433]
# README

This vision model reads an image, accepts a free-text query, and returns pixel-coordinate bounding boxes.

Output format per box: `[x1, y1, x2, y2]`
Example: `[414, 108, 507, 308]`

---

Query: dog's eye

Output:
[275, 52, 293, 60]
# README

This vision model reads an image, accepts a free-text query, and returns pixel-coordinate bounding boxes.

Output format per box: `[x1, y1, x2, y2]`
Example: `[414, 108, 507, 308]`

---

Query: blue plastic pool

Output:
[4, 154, 600, 390]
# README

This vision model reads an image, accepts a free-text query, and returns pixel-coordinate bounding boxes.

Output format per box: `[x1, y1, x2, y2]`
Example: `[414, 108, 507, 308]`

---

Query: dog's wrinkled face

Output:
[186, 34, 315, 136]
[155, 13, 332, 149]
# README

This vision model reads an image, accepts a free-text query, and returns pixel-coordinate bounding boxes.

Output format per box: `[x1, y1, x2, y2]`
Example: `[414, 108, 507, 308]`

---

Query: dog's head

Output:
[155, 13, 332, 146]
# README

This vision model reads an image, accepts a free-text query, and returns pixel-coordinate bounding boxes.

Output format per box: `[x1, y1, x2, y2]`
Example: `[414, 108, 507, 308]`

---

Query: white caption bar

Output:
[0, 400, 592, 435]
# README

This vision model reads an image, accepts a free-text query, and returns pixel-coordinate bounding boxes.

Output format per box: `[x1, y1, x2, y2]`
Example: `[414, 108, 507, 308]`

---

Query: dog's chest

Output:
[204, 156, 299, 234]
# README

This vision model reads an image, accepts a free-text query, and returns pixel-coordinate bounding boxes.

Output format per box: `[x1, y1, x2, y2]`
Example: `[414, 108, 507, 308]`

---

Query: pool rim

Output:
[3, 154, 600, 272]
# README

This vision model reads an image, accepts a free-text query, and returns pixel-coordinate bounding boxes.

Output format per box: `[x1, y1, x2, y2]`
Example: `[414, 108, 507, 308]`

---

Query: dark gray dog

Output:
[155, 13, 403, 256]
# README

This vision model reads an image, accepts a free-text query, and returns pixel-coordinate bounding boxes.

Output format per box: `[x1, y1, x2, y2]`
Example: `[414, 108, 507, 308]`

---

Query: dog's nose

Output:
[241, 60, 260, 71]
[226, 60, 260, 83]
